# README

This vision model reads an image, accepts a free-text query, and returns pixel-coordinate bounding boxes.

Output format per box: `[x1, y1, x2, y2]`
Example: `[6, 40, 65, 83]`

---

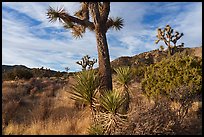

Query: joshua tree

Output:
[65, 67, 70, 72]
[76, 55, 97, 70]
[159, 45, 164, 52]
[64, 67, 70, 78]
[88, 58, 97, 70]
[155, 25, 184, 55]
[47, 2, 124, 91]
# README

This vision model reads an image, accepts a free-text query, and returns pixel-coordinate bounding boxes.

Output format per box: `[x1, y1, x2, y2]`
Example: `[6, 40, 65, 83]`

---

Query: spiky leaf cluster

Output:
[99, 90, 125, 114]
[70, 70, 99, 106]
[88, 124, 104, 135]
[46, 2, 124, 38]
[106, 17, 124, 31]
[114, 67, 135, 88]
[97, 89, 128, 134]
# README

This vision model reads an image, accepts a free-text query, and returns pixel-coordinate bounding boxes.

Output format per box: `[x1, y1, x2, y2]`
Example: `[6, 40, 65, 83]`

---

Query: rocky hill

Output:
[111, 46, 202, 69]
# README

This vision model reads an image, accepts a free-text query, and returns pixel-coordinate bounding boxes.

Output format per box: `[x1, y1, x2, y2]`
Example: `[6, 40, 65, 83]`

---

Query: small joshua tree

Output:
[64, 67, 70, 78]
[76, 55, 97, 70]
[159, 45, 164, 52]
[65, 67, 70, 72]
[155, 25, 184, 56]
[88, 58, 97, 70]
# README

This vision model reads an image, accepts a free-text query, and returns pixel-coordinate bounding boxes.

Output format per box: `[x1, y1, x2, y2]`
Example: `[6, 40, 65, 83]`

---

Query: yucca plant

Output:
[114, 67, 135, 113]
[98, 90, 127, 134]
[100, 90, 125, 114]
[114, 67, 135, 90]
[70, 70, 99, 118]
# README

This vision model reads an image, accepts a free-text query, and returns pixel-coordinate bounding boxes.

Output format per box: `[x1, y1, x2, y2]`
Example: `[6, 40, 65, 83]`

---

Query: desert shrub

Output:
[54, 71, 63, 77]
[140, 53, 202, 134]
[2, 84, 30, 103]
[3, 71, 16, 81]
[133, 66, 146, 81]
[141, 52, 202, 100]
[14, 68, 33, 80]
[125, 94, 202, 135]
[3, 68, 33, 80]
[2, 100, 20, 127]
[126, 97, 177, 135]
[30, 97, 54, 121]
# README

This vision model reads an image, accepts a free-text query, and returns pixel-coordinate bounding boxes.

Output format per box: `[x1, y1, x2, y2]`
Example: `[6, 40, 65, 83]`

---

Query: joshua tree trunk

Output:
[168, 46, 172, 56]
[96, 30, 112, 91]
[90, 2, 113, 91]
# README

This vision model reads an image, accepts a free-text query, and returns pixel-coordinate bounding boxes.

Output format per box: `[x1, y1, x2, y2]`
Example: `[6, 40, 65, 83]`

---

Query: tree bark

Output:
[89, 3, 112, 92]
[95, 29, 113, 91]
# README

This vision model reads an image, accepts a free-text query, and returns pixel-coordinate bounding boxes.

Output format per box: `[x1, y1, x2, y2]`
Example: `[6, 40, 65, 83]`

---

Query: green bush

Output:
[15, 68, 33, 80]
[3, 68, 33, 80]
[141, 53, 202, 100]
[133, 66, 146, 81]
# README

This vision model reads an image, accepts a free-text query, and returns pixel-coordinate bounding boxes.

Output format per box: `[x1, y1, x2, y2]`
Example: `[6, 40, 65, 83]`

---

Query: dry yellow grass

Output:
[2, 76, 202, 135]
[2, 78, 92, 135]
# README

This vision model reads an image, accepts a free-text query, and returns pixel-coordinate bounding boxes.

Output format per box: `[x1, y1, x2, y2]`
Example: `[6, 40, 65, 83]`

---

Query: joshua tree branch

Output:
[59, 13, 94, 30]
[89, 3, 101, 25]
[101, 2, 110, 22]
[47, 7, 95, 30]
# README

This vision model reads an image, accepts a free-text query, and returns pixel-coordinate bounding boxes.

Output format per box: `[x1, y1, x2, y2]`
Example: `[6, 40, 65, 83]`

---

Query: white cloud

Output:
[2, 2, 202, 72]
[2, 5, 97, 72]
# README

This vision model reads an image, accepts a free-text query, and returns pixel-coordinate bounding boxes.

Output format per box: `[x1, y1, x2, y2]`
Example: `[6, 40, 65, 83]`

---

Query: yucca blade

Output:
[70, 70, 99, 107]
[114, 67, 134, 87]
[99, 90, 126, 114]
[47, 6, 67, 23]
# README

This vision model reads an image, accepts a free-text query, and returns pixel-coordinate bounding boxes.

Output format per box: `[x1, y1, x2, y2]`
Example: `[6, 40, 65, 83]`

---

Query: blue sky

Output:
[2, 2, 202, 72]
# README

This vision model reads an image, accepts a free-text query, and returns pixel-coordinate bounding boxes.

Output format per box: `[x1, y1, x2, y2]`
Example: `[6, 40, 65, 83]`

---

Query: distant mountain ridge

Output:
[2, 46, 202, 75]
[2, 65, 30, 73]
[2, 65, 59, 73]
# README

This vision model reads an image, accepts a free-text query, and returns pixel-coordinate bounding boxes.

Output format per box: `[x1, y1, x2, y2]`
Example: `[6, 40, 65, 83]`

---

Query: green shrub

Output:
[15, 68, 33, 80]
[141, 53, 202, 100]
[3, 68, 33, 80]
[133, 66, 146, 81]
[3, 71, 16, 80]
